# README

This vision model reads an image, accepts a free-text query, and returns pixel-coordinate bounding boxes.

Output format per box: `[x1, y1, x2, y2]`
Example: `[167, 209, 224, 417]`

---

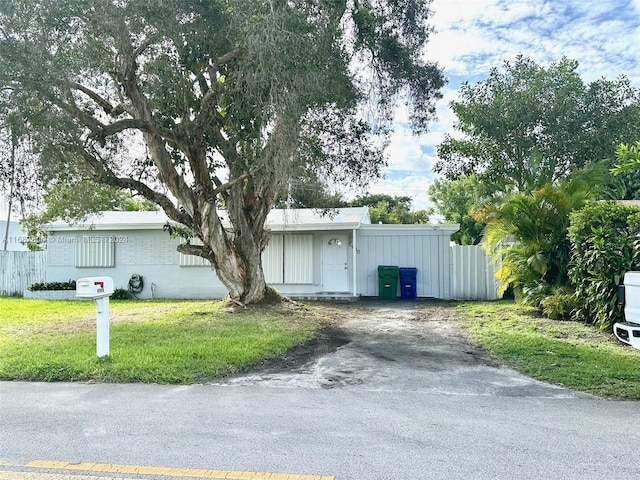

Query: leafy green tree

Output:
[40, 181, 157, 222]
[275, 170, 347, 210]
[428, 175, 489, 244]
[348, 194, 428, 224]
[0, 0, 445, 304]
[436, 56, 640, 193]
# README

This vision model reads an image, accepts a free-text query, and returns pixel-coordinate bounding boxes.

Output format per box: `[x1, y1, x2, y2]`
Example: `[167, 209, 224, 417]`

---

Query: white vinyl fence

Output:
[0, 251, 47, 296]
[450, 245, 500, 300]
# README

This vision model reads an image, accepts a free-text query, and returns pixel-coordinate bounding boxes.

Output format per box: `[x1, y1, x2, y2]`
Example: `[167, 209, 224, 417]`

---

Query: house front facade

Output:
[43, 208, 460, 300]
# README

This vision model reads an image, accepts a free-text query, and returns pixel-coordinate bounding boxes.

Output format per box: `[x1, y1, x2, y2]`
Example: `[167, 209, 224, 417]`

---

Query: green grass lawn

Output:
[0, 297, 322, 384]
[457, 301, 640, 399]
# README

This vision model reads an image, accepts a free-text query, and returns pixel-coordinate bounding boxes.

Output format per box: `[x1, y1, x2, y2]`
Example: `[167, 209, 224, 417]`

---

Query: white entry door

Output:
[322, 234, 349, 292]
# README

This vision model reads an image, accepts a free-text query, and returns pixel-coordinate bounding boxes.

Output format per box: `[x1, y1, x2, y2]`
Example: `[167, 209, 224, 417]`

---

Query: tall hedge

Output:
[568, 202, 640, 330]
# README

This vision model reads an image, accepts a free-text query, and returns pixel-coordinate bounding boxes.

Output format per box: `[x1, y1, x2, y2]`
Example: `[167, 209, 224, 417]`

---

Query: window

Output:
[327, 238, 343, 246]
[284, 235, 313, 283]
[263, 234, 313, 284]
[75, 237, 115, 267]
[179, 238, 210, 267]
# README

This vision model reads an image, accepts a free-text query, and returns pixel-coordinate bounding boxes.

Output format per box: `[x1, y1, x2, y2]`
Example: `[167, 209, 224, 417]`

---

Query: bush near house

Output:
[568, 202, 640, 330]
[28, 280, 76, 291]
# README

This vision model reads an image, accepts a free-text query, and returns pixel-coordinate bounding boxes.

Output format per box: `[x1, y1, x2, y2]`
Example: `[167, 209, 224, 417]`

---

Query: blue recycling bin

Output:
[399, 267, 418, 300]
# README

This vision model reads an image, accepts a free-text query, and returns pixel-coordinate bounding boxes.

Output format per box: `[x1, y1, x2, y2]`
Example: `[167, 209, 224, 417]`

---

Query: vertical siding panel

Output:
[442, 237, 452, 299]
[369, 236, 379, 295]
[415, 236, 426, 296]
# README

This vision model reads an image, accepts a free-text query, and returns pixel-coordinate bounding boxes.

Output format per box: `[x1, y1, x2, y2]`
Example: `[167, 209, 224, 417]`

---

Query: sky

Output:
[365, 0, 640, 211]
[2, 0, 640, 219]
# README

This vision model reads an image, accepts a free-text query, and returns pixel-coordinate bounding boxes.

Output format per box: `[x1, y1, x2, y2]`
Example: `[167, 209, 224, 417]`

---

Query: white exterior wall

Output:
[45, 228, 333, 298]
[355, 225, 455, 299]
[46, 229, 227, 299]
[44, 223, 464, 300]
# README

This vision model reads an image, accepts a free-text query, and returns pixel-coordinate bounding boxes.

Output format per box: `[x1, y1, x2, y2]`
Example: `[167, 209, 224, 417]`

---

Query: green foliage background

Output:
[569, 202, 640, 330]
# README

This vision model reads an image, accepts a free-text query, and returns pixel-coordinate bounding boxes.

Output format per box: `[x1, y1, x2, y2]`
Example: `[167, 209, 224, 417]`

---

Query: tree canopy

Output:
[0, 0, 445, 303]
[435, 56, 640, 192]
[428, 175, 488, 244]
[348, 194, 428, 224]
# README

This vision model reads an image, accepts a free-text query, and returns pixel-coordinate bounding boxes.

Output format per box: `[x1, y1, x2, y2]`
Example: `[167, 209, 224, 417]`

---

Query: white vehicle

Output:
[614, 271, 640, 349]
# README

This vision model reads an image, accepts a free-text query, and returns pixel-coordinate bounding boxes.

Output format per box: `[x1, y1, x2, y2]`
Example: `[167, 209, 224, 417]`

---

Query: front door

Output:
[322, 234, 349, 292]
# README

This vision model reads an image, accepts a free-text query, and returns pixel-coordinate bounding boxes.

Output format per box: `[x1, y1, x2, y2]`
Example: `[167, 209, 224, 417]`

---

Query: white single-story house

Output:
[0, 219, 29, 251]
[43, 207, 461, 300]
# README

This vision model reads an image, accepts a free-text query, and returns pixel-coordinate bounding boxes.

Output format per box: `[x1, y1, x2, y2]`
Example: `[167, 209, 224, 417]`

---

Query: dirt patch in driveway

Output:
[217, 300, 589, 398]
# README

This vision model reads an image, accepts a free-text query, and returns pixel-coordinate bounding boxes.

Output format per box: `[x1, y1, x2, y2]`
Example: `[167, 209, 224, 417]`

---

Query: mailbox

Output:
[76, 276, 114, 357]
[76, 276, 115, 299]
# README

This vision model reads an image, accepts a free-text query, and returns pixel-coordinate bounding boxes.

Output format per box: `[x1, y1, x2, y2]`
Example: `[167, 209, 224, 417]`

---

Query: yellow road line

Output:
[0, 470, 128, 480]
[24, 461, 335, 480]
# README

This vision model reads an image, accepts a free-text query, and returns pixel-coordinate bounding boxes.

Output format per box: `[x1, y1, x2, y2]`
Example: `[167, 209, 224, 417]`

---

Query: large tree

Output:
[0, 0, 445, 304]
[435, 56, 640, 192]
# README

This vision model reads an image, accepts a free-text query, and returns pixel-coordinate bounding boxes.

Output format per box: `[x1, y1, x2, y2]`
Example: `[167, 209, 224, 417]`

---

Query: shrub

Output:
[28, 280, 76, 291]
[568, 202, 640, 330]
[540, 286, 577, 320]
[111, 288, 132, 300]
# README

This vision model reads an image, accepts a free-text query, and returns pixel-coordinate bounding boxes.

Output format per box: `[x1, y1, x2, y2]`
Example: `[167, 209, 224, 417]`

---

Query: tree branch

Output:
[68, 81, 126, 117]
[132, 37, 154, 58]
[114, 39, 196, 215]
[77, 147, 193, 227]
[176, 243, 214, 262]
[211, 171, 253, 198]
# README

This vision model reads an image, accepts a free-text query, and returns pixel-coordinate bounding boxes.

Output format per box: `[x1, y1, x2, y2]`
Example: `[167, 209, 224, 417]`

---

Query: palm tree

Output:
[475, 163, 607, 308]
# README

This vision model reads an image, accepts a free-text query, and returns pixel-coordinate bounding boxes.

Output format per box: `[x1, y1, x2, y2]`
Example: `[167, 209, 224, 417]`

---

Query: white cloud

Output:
[384, 128, 437, 173]
[383, 0, 640, 213]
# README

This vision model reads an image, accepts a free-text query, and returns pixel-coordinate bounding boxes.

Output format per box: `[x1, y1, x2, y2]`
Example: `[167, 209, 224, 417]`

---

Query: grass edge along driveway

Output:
[0, 298, 322, 384]
[457, 300, 640, 400]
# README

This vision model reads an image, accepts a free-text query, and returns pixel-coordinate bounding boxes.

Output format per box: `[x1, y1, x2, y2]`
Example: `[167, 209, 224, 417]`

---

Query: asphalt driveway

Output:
[220, 300, 590, 398]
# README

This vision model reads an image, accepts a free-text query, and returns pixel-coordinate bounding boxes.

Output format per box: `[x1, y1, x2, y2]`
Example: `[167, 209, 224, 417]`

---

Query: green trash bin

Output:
[378, 265, 399, 299]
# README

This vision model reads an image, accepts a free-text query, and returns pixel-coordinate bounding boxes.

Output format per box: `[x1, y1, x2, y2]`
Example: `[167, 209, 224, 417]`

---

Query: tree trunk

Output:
[176, 198, 275, 305]
[214, 244, 269, 305]
[2, 142, 16, 251]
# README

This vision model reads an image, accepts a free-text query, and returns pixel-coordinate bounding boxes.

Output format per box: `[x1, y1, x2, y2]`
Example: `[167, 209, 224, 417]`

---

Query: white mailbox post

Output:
[76, 276, 115, 358]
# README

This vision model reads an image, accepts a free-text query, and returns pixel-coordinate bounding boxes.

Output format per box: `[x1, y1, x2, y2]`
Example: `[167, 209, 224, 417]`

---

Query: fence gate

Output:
[450, 245, 500, 300]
